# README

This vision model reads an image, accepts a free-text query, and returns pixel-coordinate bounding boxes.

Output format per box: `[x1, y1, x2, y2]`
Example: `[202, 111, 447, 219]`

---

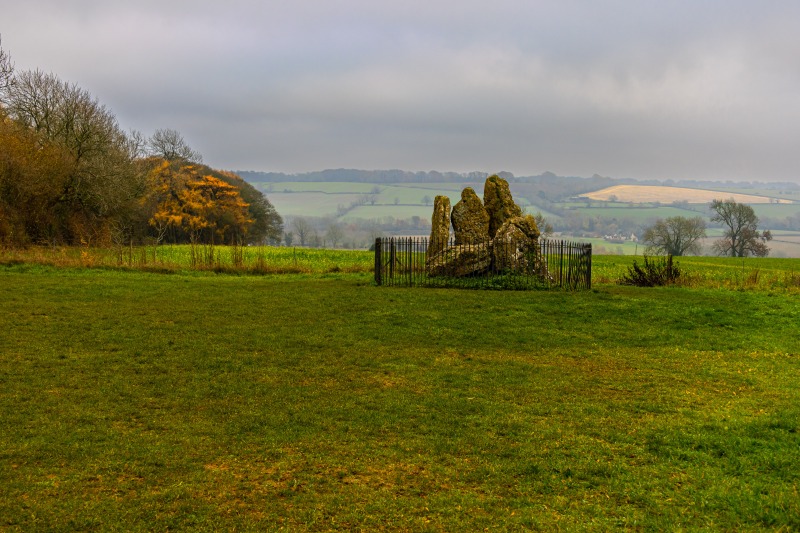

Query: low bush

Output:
[619, 255, 681, 287]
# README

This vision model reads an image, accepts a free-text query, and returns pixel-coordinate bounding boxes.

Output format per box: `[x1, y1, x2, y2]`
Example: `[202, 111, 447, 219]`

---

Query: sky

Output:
[3, 1, 800, 182]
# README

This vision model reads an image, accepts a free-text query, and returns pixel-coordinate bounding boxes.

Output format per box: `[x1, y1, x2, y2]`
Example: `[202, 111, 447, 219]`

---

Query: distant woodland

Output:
[239, 168, 799, 194]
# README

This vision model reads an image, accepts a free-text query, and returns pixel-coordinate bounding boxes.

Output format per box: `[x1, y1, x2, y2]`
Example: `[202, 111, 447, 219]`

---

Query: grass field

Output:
[557, 206, 709, 223]
[250, 181, 530, 219]
[341, 205, 441, 221]
[591, 254, 800, 289]
[1, 259, 799, 530]
[749, 203, 800, 220]
[263, 192, 367, 218]
[0, 245, 374, 276]
[3, 245, 800, 288]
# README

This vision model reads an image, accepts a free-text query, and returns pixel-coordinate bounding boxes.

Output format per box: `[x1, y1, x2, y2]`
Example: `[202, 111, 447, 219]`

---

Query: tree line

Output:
[643, 199, 772, 257]
[0, 41, 282, 247]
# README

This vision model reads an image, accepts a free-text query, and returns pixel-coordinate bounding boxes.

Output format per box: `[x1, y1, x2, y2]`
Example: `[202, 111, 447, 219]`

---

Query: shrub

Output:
[620, 255, 681, 287]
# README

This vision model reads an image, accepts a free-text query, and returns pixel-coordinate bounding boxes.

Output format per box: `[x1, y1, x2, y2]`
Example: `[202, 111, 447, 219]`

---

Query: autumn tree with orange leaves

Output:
[146, 162, 254, 245]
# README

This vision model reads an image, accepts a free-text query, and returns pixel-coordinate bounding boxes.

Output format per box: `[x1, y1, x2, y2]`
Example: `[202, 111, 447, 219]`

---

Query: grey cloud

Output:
[3, 0, 799, 181]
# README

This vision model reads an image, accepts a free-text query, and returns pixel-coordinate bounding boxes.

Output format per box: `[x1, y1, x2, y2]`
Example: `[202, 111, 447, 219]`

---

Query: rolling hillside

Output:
[583, 185, 795, 204]
[240, 170, 800, 256]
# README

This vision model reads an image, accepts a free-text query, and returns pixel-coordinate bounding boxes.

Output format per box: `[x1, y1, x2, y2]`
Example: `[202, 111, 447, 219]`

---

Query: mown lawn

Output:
[1, 264, 799, 530]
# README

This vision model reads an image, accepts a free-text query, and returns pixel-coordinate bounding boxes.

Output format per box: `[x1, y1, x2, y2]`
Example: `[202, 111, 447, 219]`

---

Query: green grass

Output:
[252, 182, 471, 219]
[3, 246, 800, 290]
[1, 262, 800, 530]
[261, 192, 367, 218]
[0, 245, 375, 275]
[558, 206, 708, 222]
[374, 186, 458, 206]
[343, 204, 443, 221]
[263, 182, 380, 194]
[592, 255, 800, 290]
[749, 203, 800, 220]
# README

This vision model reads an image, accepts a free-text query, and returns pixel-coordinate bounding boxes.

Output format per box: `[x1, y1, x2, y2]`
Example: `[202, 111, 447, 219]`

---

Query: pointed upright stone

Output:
[451, 187, 490, 245]
[427, 195, 451, 258]
[483, 174, 522, 238]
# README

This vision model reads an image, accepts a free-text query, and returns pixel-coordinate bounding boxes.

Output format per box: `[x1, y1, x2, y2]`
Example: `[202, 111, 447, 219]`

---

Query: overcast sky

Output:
[3, 1, 800, 182]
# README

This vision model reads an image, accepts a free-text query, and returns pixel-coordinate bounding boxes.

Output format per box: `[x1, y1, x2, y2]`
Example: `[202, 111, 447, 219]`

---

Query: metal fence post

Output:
[374, 238, 382, 285]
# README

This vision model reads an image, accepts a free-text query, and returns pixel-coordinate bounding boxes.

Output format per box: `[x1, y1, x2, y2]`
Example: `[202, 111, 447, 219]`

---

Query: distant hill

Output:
[237, 168, 800, 192]
[237, 169, 507, 184]
[234, 168, 800, 256]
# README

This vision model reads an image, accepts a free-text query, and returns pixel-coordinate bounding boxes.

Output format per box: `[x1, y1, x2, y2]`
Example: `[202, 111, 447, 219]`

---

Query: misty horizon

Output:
[4, 1, 800, 183]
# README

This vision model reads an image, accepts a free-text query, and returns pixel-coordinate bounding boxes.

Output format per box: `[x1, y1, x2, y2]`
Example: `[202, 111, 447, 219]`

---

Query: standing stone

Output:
[427, 195, 451, 259]
[427, 243, 492, 277]
[451, 188, 490, 245]
[492, 215, 541, 271]
[484, 174, 522, 238]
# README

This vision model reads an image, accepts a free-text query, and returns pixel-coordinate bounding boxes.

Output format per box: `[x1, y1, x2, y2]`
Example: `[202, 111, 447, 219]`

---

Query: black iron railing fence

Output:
[374, 237, 592, 290]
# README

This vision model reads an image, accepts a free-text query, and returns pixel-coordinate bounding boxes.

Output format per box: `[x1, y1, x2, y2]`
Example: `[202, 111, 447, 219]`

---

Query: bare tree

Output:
[643, 216, 706, 256]
[308, 231, 322, 248]
[291, 217, 312, 247]
[125, 129, 148, 160]
[4, 69, 140, 242]
[0, 36, 13, 97]
[368, 185, 382, 205]
[325, 223, 344, 248]
[533, 212, 554, 239]
[8, 70, 136, 202]
[710, 199, 772, 257]
[148, 128, 202, 162]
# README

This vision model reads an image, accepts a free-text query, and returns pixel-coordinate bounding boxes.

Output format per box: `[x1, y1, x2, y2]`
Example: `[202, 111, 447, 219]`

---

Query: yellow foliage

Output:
[144, 161, 253, 244]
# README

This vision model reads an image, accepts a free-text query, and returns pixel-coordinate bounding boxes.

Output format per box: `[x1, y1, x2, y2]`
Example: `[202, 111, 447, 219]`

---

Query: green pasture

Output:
[749, 203, 800, 220]
[392, 182, 472, 192]
[592, 254, 800, 289]
[1, 260, 799, 530]
[259, 182, 379, 194]
[519, 204, 564, 220]
[557, 206, 708, 222]
[3, 245, 800, 286]
[262, 192, 364, 218]
[251, 181, 535, 219]
[0, 245, 375, 275]
[720, 188, 800, 202]
[342, 204, 444, 222]
[375, 186, 456, 207]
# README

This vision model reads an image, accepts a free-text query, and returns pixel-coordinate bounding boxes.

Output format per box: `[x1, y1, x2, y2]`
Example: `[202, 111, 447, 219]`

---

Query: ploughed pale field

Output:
[585, 185, 795, 204]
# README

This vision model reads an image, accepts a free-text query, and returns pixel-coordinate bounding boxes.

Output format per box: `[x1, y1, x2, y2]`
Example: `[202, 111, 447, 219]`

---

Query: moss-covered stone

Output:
[484, 174, 522, 238]
[427, 195, 451, 258]
[425, 178, 540, 278]
[426, 242, 492, 277]
[451, 187, 490, 245]
[492, 215, 541, 271]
